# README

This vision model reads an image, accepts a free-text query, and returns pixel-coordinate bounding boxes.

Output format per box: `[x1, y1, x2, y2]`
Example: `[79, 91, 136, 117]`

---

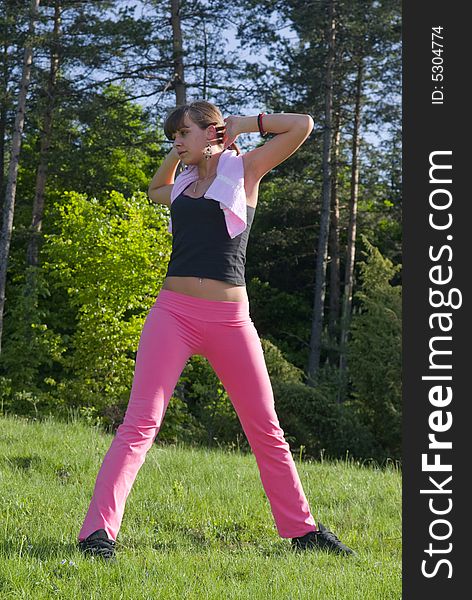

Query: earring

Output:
[203, 142, 212, 160]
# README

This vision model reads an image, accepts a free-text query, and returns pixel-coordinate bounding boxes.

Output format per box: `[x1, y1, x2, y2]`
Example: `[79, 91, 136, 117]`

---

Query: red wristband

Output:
[258, 113, 268, 138]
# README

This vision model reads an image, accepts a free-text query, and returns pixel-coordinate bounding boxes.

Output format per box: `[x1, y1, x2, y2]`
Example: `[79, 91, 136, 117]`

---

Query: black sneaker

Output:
[78, 529, 116, 561]
[291, 522, 355, 556]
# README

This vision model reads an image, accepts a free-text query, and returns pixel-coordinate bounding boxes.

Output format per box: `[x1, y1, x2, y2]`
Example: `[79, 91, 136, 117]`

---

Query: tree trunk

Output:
[328, 107, 341, 350]
[307, 0, 336, 386]
[338, 57, 364, 401]
[202, 20, 208, 100]
[0, 10, 12, 203]
[170, 0, 187, 105]
[26, 0, 61, 268]
[0, 0, 41, 355]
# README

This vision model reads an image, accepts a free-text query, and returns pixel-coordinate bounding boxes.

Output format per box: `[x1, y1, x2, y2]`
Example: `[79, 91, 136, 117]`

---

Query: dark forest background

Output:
[0, 0, 401, 463]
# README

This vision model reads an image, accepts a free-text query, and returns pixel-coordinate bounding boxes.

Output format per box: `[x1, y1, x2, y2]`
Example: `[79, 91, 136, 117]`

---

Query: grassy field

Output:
[0, 413, 401, 599]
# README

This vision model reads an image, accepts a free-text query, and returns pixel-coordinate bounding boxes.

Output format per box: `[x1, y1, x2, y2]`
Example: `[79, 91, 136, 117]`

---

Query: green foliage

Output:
[154, 394, 205, 445]
[246, 176, 321, 299]
[260, 337, 304, 383]
[178, 355, 244, 449]
[69, 85, 161, 198]
[347, 235, 402, 458]
[38, 189, 171, 414]
[16, 84, 162, 206]
[246, 277, 312, 371]
[272, 379, 380, 462]
[160, 334, 381, 462]
[0, 267, 67, 414]
[168, 338, 305, 453]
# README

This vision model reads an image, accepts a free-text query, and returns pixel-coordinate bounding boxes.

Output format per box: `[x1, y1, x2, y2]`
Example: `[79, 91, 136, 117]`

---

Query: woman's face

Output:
[172, 115, 213, 164]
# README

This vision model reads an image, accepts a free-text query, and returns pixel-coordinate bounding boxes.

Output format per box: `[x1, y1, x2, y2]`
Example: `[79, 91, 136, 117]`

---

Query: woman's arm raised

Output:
[223, 113, 314, 181]
[147, 147, 181, 207]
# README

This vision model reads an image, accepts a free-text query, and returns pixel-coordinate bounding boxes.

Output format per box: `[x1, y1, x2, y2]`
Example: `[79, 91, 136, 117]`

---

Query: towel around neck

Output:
[168, 149, 248, 239]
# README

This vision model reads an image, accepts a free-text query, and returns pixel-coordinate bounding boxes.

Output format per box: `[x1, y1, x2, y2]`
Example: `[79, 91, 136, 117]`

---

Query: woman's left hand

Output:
[222, 115, 242, 150]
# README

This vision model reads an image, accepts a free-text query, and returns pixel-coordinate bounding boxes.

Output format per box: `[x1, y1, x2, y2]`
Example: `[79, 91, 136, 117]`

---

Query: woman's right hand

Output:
[222, 116, 243, 150]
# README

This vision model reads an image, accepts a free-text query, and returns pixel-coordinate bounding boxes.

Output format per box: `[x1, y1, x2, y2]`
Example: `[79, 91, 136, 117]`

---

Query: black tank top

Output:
[165, 190, 256, 286]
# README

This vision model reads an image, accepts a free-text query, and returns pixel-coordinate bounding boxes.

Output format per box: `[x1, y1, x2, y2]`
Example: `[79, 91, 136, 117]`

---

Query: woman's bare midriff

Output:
[161, 276, 248, 302]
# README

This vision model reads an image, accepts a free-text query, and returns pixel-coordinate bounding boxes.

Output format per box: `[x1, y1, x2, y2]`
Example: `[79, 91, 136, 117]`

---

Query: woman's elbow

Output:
[304, 114, 314, 134]
[293, 114, 314, 137]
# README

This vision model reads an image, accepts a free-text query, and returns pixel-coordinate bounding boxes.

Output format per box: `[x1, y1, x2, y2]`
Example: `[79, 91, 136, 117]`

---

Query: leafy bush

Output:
[260, 337, 305, 383]
[0, 266, 66, 414]
[176, 355, 245, 449]
[39, 189, 171, 412]
[272, 379, 379, 461]
[164, 338, 306, 452]
[246, 277, 312, 370]
[167, 336, 379, 461]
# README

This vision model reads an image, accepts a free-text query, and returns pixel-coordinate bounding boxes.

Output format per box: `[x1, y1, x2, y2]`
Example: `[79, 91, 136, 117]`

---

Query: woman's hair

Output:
[163, 100, 241, 155]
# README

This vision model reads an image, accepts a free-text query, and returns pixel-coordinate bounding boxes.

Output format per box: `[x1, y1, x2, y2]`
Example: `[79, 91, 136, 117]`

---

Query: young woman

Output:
[77, 101, 354, 559]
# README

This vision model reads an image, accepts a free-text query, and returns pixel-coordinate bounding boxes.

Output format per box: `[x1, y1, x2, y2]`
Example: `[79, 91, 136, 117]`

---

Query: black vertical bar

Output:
[403, 1, 469, 597]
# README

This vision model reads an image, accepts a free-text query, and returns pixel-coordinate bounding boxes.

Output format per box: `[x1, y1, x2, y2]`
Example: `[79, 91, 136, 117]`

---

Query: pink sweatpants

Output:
[78, 288, 317, 542]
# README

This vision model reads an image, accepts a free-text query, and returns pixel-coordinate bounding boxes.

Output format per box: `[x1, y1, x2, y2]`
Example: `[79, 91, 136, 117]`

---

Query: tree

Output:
[337, 54, 363, 399]
[233, 0, 401, 392]
[327, 108, 341, 346]
[26, 0, 61, 270]
[307, 0, 336, 386]
[170, 0, 187, 105]
[337, 0, 401, 398]
[0, 0, 31, 201]
[348, 235, 401, 457]
[0, 0, 41, 354]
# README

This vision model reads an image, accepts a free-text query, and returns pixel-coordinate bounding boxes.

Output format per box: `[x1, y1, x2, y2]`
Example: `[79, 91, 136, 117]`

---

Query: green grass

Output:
[0, 413, 401, 599]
